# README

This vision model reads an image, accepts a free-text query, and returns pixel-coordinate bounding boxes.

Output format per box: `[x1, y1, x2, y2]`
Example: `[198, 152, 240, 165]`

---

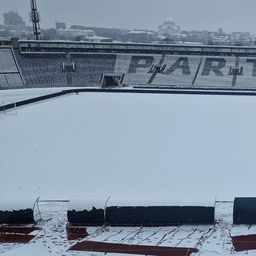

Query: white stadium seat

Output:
[115, 54, 162, 85]
[152, 55, 201, 87]
[194, 57, 235, 88]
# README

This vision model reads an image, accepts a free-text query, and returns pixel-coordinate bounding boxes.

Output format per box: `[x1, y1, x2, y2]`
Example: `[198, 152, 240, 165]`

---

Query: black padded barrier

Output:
[233, 197, 256, 224]
[0, 209, 34, 224]
[106, 206, 215, 226]
[67, 207, 104, 226]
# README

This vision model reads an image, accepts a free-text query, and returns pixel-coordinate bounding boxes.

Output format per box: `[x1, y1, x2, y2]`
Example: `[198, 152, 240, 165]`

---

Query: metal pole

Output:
[30, 0, 41, 40]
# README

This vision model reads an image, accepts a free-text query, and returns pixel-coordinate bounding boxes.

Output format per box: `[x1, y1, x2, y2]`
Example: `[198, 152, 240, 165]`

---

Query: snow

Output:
[0, 88, 65, 107]
[1, 90, 256, 201]
[231, 225, 256, 236]
[0, 87, 92, 107]
[107, 197, 215, 207]
[1, 243, 50, 256]
[0, 197, 36, 211]
[68, 198, 108, 211]
[68, 197, 214, 211]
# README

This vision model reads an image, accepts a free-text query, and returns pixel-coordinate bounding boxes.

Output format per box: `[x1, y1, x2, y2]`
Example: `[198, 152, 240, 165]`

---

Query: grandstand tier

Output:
[236, 58, 256, 88]
[0, 49, 18, 73]
[116, 54, 162, 85]
[152, 56, 202, 86]
[3, 41, 256, 89]
[73, 53, 116, 86]
[194, 57, 235, 88]
[15, 52, 67, 87]
[0, 48, 24, 89]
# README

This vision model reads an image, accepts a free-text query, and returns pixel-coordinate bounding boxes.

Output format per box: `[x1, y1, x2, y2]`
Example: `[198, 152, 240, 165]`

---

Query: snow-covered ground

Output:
[1, 90, 256, 200]
[1, 89, 256, 255]
[0, 88, 67, 107]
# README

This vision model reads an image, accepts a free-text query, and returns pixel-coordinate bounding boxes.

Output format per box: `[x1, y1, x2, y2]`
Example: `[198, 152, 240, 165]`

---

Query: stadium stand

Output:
[152, 55, 202, 87]
[14, 52, 116, 87]
[14, 51, 66, 87]
[194, 57, 235, 88]
[71, 53, 116, 86]
[0, 74, 8, 88]
[2, 44, 256, 89]
[0, 48, 24, 89]
[236, 57, 256, 88]
[115, 54, 162, 85]
[0, 73, 24, 88]
[0, 49, 18, 73]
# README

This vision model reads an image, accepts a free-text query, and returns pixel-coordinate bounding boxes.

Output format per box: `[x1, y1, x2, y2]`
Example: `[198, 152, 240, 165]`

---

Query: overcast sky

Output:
[0, 0, 255, 33]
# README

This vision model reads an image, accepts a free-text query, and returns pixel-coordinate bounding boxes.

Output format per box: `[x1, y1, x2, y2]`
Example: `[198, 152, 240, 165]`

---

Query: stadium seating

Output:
[71, 54, 116, 86]
[0, 49, 18, 73]
[152, 55, 201, 87]
[194, 57, 235, 88]
[14, 52, 116, 87]
[0, 49, 24, 89]
[236, 57, 256, 88]
[0, 73, 23, 89]
[15, 52, 66, 87]
[1, 49, 256, 89]
[115, 54, 162, 85]
[0, 74, 8, 88]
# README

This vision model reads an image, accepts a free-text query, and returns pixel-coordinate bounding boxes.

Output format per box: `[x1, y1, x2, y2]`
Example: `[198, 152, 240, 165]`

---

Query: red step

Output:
[69, 240, 199, 256]
[232, 234, 256, 251]
[0, 226, 41, 234]
[66, 225, 88, 240]
[0, 234, 35, 243]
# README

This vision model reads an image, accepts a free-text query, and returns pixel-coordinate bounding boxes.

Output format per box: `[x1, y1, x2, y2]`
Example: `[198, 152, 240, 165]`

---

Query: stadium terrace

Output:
[2, 39, 256, 89]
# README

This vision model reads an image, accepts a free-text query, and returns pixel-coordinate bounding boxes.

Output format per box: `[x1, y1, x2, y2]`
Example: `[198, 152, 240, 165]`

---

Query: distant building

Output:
[83, 35, 113, 43]
[218, 28, 223, 35]
[158, 18, 180, 36]
[56, 21, 66, 30]
[3, 10, 26, 31]
[124, 30, 156, 43]
[56, 28, 95, 40]
[232, 32, 251, 40]
[56, 28, 111, 42]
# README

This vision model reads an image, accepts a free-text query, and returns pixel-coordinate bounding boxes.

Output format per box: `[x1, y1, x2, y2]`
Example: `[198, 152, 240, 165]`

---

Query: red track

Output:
[0, 226, 41, 234]
[0, 234, 35, 243]
[0, 225, 40, 244]
[69, 240, 198, 256]
[232, 234, 256, 251]
[66, 225, 88, 240]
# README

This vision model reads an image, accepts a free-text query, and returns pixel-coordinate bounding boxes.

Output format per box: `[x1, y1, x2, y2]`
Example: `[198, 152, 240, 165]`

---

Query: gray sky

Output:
[0, 0, 255, 33]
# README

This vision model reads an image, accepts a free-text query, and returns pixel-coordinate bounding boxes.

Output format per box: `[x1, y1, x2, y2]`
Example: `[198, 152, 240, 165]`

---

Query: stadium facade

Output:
[2, 39, 256, 90]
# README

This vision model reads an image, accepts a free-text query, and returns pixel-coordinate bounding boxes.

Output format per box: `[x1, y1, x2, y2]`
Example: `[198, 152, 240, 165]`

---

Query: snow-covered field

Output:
[1, 90, 256, 200]
[0, 88, 67, 107]
[1, 89, 256, 255]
